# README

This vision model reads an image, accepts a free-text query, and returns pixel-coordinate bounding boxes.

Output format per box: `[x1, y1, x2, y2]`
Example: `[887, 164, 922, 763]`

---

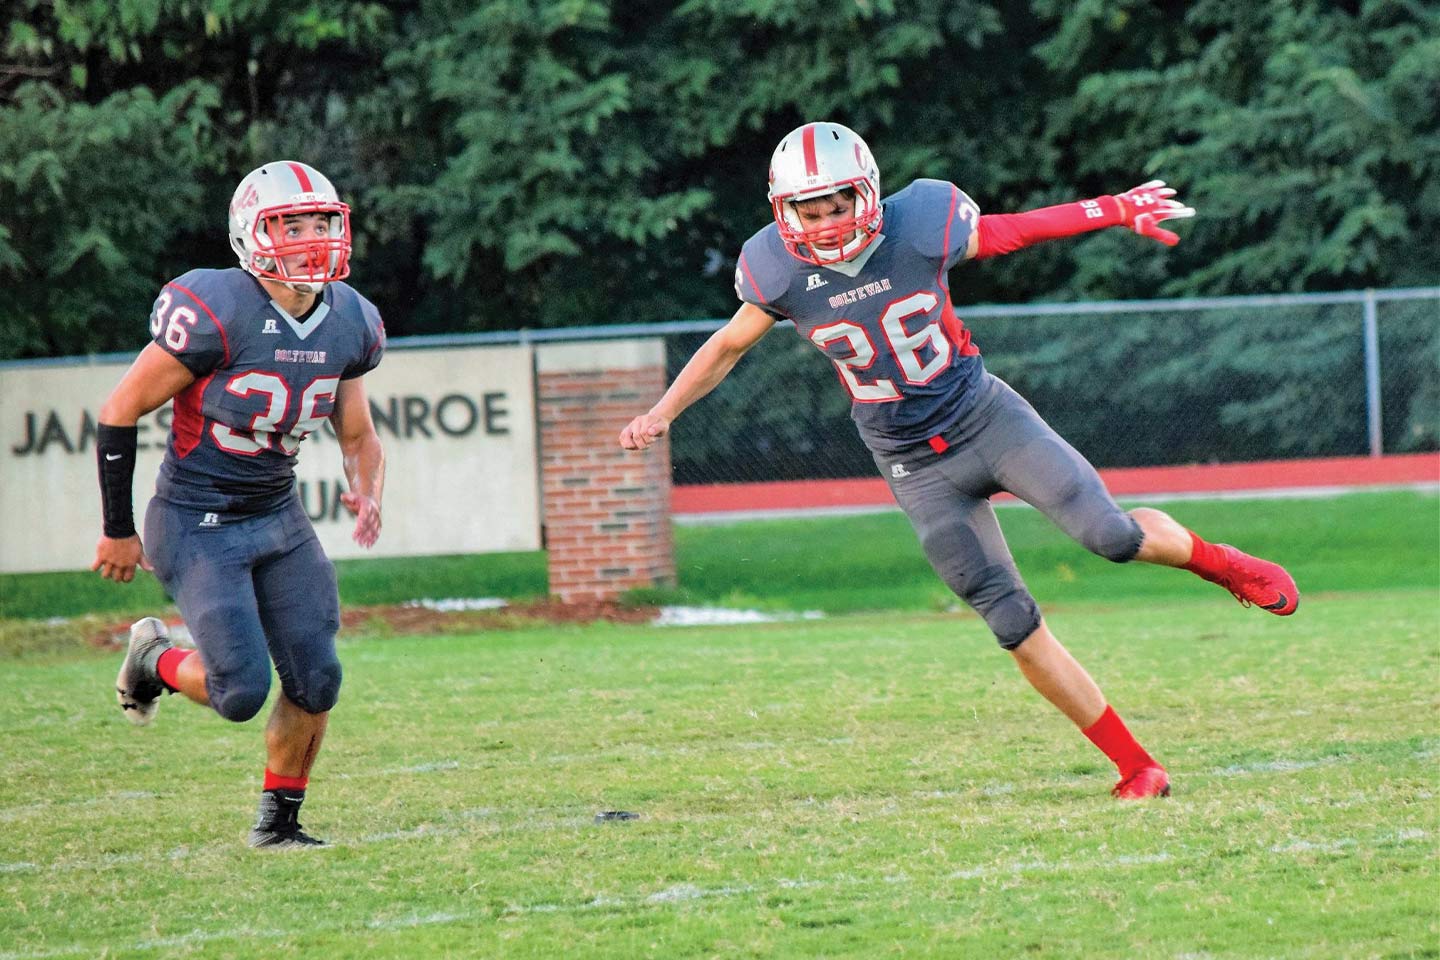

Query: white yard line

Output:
[1, 830, 1429, 960]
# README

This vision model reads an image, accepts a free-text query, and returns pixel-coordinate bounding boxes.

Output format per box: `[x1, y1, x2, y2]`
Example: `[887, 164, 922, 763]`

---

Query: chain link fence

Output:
[378, 288, 1438, 486]
[636, 289, 1437, 484]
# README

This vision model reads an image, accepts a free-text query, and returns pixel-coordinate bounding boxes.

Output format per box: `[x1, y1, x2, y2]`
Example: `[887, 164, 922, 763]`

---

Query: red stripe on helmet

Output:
[801, 125, 819, 177]
[287, 162, 314, 193]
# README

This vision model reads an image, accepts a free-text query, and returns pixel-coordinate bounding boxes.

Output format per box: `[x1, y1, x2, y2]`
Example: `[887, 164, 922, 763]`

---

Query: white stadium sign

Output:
[0, 345, 541, 573]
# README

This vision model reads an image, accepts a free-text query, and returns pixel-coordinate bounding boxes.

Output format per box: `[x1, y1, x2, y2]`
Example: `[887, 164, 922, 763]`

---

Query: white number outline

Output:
[149, 292, 171, 338]
[810, 321, 901, 402]
[209, 373, 339, 456]
[810, 290, 950, 401]
[282, 377, 341, 454]
[879, 291, 947, 385]
[150, 291, 199, 351]
[212, 371, 288, 455]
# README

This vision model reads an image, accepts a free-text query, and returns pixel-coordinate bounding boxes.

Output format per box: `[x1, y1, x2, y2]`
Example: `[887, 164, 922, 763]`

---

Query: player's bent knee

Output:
[284, 657, 342, 714]
[984, 590, 1043, 650]
[957, 564, 1042, 651]
[211, 679, 270, 722]
[1082, 511, 1144, 564]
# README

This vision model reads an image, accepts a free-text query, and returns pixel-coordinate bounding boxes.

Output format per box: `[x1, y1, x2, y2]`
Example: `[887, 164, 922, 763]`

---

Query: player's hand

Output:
[619, 412, 671, 451]
[340, 492, 382, 548]
[1115, 180, 1195, 246]
[91, 535, 152, 583]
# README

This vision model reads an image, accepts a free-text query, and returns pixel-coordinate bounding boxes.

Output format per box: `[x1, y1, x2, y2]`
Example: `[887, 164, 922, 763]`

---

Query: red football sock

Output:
[1182, 530, 1229, 580]
[263, 769, 309, 792]
[1082, 705, 1157, 777]
[155, 647, 195, 692]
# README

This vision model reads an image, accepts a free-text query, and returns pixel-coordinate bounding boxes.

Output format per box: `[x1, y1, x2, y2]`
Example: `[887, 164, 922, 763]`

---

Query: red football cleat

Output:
[1112, 764, 1170, 800]
[1208, 545, 1299, 616]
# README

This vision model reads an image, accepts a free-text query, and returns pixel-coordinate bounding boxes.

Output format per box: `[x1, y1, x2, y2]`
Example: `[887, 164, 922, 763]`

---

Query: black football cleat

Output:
[248, 788, 327, 849]
[248, 825, 327, 849]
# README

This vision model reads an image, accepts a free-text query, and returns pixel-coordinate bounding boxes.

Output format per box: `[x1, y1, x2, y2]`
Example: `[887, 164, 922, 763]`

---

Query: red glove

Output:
[1113, 180, 1195, 247]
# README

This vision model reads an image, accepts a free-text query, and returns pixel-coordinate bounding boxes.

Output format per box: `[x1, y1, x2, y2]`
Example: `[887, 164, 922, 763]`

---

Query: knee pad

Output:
[960, 563, 1042, 650]
[188, 606, 272, 722]
[1081, 510, 1144, 563]
[208, 670, 270, 723]
[281, 654, 342, 714]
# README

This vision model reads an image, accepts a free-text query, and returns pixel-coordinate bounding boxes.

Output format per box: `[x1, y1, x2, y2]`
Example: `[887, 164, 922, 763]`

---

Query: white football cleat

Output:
[115, 617, 172, 726]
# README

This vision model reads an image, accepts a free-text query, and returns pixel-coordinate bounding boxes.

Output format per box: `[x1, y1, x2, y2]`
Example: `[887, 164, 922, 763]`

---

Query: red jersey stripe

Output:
[941, 299, 979, 356]
[935, 184, 978, 356]
[172, 372, 214, 458]
[937, 183, 958, 290]
[738, 254, 768, 304]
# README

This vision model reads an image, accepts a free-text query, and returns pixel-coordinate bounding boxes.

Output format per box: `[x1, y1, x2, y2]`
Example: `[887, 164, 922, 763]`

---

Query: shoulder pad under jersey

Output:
[884, 179, 981, 271]
[148, 268, 258, 376]
[326, 281, 387, 378]
[733, 225, 796, 318]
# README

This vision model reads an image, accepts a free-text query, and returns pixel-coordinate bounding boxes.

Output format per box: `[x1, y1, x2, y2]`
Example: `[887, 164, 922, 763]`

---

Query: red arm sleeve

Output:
[973, 196, 1125, 260]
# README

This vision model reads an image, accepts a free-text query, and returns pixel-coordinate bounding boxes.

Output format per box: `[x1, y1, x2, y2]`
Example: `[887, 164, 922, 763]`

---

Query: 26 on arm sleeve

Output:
[969, 181, 1195, 259]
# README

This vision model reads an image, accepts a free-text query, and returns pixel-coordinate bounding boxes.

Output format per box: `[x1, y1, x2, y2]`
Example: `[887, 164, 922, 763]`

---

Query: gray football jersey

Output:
[735, 178, 983, 454]
[147, 268, 385, 514]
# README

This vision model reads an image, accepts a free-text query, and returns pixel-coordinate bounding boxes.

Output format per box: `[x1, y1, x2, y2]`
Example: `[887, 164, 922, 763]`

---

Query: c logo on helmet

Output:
[854, 144, 866, 168]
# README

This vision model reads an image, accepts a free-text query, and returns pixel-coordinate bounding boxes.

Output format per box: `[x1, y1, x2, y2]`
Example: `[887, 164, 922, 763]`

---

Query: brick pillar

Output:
[537, 339, 675, 603]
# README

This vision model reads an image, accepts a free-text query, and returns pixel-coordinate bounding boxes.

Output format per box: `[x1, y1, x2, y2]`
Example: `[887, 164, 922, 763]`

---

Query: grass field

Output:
[1, 491, 1437, 958]
[3, 489, 1436, 619]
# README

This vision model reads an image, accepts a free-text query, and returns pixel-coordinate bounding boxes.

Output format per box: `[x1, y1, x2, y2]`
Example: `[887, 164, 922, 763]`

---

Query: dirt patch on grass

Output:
[64, 599, 661, 652]
[339, 599, 659, 636]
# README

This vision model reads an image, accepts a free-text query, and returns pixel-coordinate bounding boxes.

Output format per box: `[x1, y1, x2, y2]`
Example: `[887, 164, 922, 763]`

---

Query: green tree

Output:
[355, 0, 1002, 332]
[0, 0, 395, 356]
[1030, 0, 1440, 296]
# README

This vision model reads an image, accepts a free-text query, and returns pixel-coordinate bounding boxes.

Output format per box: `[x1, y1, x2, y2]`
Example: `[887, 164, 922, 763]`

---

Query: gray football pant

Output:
[874, 374, 1143, 649]
[144, 496, 343, 721]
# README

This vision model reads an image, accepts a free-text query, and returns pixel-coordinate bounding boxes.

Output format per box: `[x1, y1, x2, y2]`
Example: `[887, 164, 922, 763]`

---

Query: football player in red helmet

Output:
[622, 122, 1298, 801]
[93, 161, 386, 846]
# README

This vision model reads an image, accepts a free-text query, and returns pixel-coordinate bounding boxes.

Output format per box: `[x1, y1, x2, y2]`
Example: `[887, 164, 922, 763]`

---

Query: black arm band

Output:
[97, 423, 139, 538]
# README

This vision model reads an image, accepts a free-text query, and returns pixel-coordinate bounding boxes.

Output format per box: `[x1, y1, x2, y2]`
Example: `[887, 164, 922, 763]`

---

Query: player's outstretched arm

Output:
[966, 180, 1196, 261]
[333, 376, 386, 548]
[619, 302, 776, 451]
[92, 344, 196, 583]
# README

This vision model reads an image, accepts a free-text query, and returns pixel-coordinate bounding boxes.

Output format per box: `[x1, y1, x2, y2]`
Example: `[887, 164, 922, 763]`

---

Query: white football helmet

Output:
[228, 161, 351, 293]
[767, 122, 882, 266]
